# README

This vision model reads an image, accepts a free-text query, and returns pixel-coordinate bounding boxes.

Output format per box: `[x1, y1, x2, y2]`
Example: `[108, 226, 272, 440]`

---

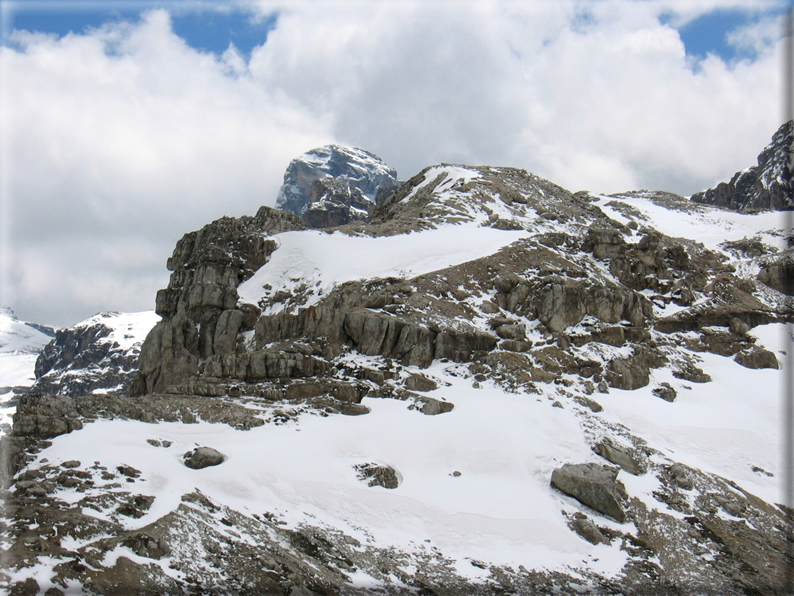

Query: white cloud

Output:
[727, 13, 783, 55]
[0, 1, 787, 326]
[1, 9, 332, 325]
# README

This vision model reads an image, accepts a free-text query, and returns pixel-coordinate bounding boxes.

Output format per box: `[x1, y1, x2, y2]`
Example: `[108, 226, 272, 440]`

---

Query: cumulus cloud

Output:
[0, 1, 787, 326]
[2, 9, 332, 325]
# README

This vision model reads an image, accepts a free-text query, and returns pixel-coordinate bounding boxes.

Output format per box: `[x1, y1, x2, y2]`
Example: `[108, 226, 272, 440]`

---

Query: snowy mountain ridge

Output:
[1, 132, 792, 594]
[691, 120, 793, 211]
[0, 306, 54, 356]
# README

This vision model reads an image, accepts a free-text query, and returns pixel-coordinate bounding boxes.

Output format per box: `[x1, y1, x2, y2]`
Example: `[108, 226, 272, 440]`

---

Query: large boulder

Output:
[354, 463, 400, 489]
[183, 447, 226, 470]
[734, 346, 779, 370]
[550, 463, 627, 522]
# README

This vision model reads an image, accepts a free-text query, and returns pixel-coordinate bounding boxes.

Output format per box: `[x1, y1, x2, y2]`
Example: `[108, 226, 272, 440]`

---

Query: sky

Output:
[0, 0, 791, 328]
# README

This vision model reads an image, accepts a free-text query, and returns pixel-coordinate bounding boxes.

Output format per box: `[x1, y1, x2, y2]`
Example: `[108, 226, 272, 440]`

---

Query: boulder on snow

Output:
[551, 463, 627, 522]
[354, 463, 400, 489]
[411, 396, 454, 416]
[652, 382, 677, 402]
[568, 513, 610, 545]
[734, 346, 779, 370]
[183, 447, 226, 470]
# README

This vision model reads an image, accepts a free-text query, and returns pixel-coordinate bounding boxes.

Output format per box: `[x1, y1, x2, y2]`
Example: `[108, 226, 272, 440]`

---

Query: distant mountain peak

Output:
[275, 144, 400, 227]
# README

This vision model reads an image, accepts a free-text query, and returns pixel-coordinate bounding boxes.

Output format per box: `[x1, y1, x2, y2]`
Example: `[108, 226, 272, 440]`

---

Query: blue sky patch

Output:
[3, 2, 275, 57]
[171, 10, 276, 57]
[662, 7, 788, 64]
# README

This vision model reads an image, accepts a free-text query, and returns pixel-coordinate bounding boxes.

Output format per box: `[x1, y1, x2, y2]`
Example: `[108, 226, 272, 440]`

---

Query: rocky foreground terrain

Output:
[0, 122, 792, 594]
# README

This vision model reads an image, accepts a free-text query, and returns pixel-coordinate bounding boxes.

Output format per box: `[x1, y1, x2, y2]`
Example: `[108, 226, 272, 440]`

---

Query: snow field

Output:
[238, 222, 528, 313]
[32, 366, 631, 577]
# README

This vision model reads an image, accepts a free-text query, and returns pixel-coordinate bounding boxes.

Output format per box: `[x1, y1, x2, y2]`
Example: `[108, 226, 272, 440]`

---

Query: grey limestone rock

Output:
[413, 396, 454, 416]
[605, 354, 650, 390]
[568, 513, 610, 545]
[734, 346, 779, 369]
[133, 207, 304, 395]
[551, 463, 628, 522]
[276, 144, 399, 219]
[592, 440, 644, 475]
[652, 382, 677, 402]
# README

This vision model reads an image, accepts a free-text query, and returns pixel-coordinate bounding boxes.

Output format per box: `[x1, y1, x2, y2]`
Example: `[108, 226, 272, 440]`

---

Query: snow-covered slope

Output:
[2, 163, 791, 593]
[0, 307, 54, 434]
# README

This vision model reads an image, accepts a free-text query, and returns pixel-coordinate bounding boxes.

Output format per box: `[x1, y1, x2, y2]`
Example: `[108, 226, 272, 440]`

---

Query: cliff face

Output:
[3, 159, 792, 594]
[131, 206, 305, 397]
[691, 120, 793, 211]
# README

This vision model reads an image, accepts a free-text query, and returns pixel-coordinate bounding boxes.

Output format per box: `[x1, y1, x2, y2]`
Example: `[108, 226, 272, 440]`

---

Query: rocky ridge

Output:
[691, 120, 792, 211]
[1, 146, 792, 593]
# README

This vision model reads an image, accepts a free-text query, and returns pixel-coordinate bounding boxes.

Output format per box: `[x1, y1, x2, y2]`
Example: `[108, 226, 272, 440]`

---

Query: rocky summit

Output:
[275, 144, 400, 228]
[1, 127, 793, 595]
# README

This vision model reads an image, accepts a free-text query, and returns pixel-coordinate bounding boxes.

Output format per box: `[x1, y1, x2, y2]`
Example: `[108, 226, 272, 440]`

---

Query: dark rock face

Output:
[301, 177, 375, 228]
[691, 120, 793, 211]
[183, 447, 226, 469]
[275, 144, 399, 226]
[758, 255, 794, 295]
[33, 313, 156, 397]
[551, 463, 627, 522]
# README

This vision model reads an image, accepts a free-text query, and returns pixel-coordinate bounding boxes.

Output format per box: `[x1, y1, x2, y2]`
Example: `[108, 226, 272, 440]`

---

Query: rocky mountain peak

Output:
[691, 119, 793, 211]
[275, 144, 400, 227]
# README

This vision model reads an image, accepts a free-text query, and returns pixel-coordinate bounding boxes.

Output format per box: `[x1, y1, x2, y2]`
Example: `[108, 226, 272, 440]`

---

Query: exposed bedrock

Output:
[493, 273, 652, 333]
[132, 207, 304, 395]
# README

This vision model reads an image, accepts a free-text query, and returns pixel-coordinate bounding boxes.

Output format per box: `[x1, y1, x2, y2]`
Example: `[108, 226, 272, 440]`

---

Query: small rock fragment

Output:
[652, 383, 677, 402]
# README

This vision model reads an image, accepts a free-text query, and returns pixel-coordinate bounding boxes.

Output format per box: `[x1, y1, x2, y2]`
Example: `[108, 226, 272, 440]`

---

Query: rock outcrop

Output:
[550, 462, 628, 522]
[691, 120, 793, 211]
[131, 207, 305, 396]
